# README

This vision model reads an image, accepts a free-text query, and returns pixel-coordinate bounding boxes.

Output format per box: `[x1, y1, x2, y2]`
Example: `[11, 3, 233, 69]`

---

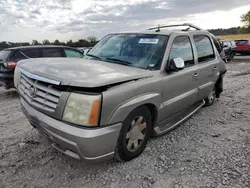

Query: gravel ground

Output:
[1, 60, 250, 188]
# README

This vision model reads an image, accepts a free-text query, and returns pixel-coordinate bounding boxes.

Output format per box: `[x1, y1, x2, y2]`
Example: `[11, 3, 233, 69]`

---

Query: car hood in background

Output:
[18, 58, 153, 88]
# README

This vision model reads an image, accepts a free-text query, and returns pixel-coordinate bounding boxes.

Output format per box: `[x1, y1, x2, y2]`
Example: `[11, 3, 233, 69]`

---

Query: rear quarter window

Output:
[11, 50, 26, 60]
[193, 35, 215, 63]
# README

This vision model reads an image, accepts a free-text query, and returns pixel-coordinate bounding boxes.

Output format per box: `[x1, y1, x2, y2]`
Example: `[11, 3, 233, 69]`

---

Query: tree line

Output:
[208, 26, 250, 36]
[0, 36, 99, 50]
[208, 10, 250, 36]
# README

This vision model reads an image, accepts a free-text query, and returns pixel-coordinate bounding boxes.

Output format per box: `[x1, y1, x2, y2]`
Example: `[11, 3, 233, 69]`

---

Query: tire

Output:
[204, 89, 215, 106]
[114, 105, 152, 162]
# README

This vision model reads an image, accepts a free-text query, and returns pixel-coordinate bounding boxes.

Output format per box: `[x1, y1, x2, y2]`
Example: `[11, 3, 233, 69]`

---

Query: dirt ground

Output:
[0, 60, 250, 188]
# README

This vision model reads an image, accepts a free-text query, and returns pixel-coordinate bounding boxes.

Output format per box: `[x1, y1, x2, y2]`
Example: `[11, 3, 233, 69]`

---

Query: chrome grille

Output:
[19, 73, 62, 112]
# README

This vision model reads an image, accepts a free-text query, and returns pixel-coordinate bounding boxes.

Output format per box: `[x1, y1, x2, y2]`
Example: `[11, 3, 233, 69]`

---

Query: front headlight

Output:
[63, 93, 101, 127]
[14, 67, 21, 88]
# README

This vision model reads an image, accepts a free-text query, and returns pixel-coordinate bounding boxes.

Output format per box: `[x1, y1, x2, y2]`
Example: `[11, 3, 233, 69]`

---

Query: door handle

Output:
[193, 73, 198, 77]
[213, 66, 218, 70]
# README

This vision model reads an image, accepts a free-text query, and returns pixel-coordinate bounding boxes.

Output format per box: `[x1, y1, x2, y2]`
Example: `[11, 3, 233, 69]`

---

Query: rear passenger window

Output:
[64, 49, 83, 58]
[42, 48, 62, 57]
[21, 49, 40, 58]
[11, 51, 26, 60]
[194, 35, 215, 63]
[169, 36, 194, 67]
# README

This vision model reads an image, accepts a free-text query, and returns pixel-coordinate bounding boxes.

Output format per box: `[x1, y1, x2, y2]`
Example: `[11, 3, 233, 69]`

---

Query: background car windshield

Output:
[0, 50, 10, 61]
[88, 34, 168, 70]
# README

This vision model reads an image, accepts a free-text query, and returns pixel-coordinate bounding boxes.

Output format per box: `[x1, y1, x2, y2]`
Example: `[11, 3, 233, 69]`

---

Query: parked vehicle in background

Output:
[15, 24, 227, 163]
[235, 39, 250, 55]
[221, 40, 236, 61]
[0, 45, 83, 89]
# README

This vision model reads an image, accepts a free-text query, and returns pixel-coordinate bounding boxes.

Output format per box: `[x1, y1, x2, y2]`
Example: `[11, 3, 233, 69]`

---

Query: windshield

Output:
[0, 50, 10, 61]
[86, 34, 168, 70]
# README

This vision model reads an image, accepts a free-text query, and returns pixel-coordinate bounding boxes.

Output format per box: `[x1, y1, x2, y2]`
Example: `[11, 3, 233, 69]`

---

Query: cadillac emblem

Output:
[29, 85, 37, 98]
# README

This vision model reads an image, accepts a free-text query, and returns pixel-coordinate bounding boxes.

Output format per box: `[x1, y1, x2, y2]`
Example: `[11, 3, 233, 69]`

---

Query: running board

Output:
[153, 100, 205, 136]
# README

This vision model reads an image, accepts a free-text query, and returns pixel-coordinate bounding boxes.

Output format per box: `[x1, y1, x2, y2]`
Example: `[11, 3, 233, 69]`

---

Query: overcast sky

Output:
[0, 0, 250, 42]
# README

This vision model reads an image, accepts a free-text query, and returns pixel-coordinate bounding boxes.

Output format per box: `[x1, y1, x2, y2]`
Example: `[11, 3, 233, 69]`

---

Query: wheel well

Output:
[144, 103, 158, 127]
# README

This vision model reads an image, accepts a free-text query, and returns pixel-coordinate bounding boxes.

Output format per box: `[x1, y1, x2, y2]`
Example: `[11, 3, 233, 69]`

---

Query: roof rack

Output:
[148, 23, 203, 32]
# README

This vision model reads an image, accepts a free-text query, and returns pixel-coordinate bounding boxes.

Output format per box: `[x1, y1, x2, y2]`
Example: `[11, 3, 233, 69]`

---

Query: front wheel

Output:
[204, 90, 215, 106]
[114, 106, 152, 162]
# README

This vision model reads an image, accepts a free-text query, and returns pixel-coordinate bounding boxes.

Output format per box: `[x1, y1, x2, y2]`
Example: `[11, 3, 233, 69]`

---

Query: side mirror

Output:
[168, 57, 185, 71]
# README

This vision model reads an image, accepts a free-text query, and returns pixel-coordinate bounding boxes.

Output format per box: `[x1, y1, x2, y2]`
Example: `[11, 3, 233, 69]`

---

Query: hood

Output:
[18, 58, 153, 88]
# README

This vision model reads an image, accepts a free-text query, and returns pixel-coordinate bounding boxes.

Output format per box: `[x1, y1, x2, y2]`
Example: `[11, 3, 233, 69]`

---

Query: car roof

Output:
[5, 45, 77, 51]
[110, 29, 211, 36]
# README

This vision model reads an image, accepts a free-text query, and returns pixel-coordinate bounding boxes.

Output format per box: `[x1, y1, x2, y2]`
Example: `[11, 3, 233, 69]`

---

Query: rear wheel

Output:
[114, 106, 152, 161]
[204, 90, 215, 106]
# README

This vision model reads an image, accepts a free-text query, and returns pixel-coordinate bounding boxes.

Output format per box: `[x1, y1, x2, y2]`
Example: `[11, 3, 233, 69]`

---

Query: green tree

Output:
[241, 10, 250, 27]
[42, 39, 50, 45]
[53, 39, 61, 45]
[67, 39, 73, 47]
[32, 40, 40, 45]
[240, 10, 250, 33]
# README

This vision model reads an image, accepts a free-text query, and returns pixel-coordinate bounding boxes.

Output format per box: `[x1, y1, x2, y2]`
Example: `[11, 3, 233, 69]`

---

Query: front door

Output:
[159, 35, 199, 124]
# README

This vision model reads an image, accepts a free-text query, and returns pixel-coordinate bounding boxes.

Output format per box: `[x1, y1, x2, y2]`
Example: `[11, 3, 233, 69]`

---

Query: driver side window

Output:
[169, 36, 194, 67]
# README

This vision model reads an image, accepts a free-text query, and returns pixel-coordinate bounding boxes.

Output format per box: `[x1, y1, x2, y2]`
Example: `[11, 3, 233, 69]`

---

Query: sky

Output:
[0, 0, 250, 42]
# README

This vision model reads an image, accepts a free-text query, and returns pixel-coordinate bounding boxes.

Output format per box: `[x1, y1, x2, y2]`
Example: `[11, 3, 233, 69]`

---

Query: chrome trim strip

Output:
[21, 69, 61, 85]
[163, 88, 198, 107]
[199, 81, 214, 90]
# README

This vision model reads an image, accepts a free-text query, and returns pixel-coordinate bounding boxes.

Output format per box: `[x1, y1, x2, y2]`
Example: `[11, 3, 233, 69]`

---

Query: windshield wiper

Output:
[86, 54, 102, 60]
[105, 58, 132, 66]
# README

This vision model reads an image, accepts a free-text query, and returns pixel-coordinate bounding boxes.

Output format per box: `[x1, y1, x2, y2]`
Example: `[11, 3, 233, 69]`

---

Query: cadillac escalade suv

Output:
[15, 24, 227, 162]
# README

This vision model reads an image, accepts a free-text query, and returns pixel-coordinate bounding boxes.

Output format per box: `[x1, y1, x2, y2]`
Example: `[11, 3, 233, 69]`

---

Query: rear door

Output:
[160, 35, 199, 122]
[193, 35, 220, 101]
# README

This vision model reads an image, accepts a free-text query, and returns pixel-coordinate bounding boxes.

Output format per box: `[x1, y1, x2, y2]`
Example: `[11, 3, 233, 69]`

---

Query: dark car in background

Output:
[235, 39, 250, 55]
[221, 40, 236, 61]
[0, 45, 83, 89]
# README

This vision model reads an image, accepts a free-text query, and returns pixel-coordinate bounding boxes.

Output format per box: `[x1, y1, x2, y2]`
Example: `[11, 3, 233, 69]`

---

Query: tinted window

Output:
[64, 49, 83, 58]
[169, 36, 194, 67]
[194, 35, 215, 63]
[42, 48, 62, 57]
[21, 49, 40, 58]
[0, 50, 10, 61]
[11, 50, 26, 60]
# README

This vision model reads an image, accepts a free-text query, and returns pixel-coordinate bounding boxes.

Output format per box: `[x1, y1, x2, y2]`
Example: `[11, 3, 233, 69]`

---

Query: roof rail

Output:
[148, 23, 203, 32]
